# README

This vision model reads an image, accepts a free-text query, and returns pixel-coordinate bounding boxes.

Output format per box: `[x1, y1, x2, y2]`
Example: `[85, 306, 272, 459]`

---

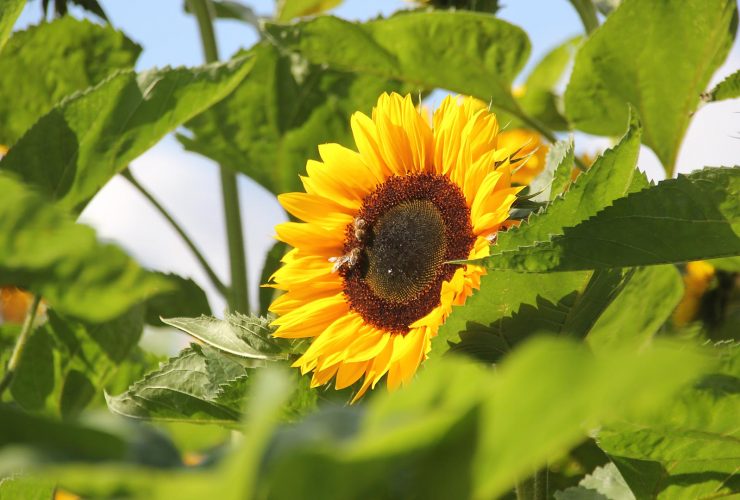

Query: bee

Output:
[330, 247, 361, 273]
[330, 218, 369, 272]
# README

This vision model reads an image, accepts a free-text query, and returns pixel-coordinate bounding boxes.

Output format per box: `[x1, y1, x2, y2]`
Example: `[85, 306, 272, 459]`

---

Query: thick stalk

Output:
[516, 107, 589, 172]
[515, 469, 548, 500]
[187, 0, 250, 313]
[122, 170, 227, 296]
[0, 294, 42, 398]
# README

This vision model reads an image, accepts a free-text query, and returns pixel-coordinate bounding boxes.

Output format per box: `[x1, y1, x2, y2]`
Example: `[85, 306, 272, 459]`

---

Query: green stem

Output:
[187, 0, 250, 313]
[515, 469, 548, 500]
[122, 169, 228, 296]
[515, 106, 589, 172]
[0, 294, 42, 399]
[569, 0, 599, 34]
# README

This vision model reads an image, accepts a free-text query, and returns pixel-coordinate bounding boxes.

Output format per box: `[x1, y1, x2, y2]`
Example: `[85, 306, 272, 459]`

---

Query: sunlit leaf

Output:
[0, 174, 173, 321]
[276, 0, 341, 21]
[178, 43, 399, 195]
[0, 16, 140, 146]
[0, 55, 255, 212]
[0, 0, 25, 52]
[586, 265, 683, 353]
[0, 475, 55, 500]
[482, 167, 740, 272]
[706, 69, 740, 102]
[492, 111, 647, 255]
[9, 307, 144, 418]
[144, 273, 211, 326]
[565, 0, 738, 174]
[106, 344, 251, 426]
[599, 343, 740, 499]
[161, 312, 285, 360]
[265, 11, 530, 114]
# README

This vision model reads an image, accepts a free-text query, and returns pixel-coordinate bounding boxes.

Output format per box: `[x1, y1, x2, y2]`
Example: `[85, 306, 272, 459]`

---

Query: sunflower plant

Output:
[0, 0, 739, 499]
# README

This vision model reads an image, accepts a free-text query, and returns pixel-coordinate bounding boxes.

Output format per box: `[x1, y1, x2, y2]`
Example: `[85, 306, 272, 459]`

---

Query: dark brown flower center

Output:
[339, 174, 475, 334]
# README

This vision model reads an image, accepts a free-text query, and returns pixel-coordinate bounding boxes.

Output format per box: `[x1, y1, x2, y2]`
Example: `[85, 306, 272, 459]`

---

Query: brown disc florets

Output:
[339, 173, 475, 334]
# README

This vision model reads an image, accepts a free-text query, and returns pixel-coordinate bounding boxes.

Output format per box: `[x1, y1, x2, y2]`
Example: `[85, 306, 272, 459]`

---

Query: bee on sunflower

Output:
[268, 93, 531, 401]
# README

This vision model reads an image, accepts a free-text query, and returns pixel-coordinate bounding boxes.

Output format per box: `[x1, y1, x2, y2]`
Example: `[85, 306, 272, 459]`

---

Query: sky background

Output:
[13, 0, 740, 326]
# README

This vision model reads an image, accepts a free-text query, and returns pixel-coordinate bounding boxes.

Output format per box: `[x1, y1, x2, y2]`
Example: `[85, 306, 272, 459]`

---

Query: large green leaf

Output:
[144, 273, 211, 326]
[264, 11, 530, 114]
[434, 269, 594, 356]
[450, 269, 626, 363]
[0, 56, 255, 212]
[492, 112, 647, 255]
[482, 167, 740, 272]
[161, 312, 285, 360]
[518, 36, 581, 130]
[0, 174, 173, 321]
[255, 337, 708, 500]
[106, 344, 316, 427]
[9, 307, 145, 418]
[106, 344, 251, 426]
[586, 265, 683, 353]
[564, 0, 738, 174]
[0, 0, 24, 52]
[706, 69, 740, 102]
[0, 475, 55, 500]
[0, 16, 141, 146]
[599, 343, 740, 499]
[178, 43, 399, 195]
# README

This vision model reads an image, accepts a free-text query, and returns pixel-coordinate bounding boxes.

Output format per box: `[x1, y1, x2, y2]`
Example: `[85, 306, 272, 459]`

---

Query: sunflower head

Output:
[269, 93, 526, 401]
[497, 128, 548, 186]
[673, 261, 716, 327]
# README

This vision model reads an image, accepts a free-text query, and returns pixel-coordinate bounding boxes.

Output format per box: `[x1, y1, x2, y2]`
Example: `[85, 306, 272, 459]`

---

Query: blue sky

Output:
[13, 1, 740, 324]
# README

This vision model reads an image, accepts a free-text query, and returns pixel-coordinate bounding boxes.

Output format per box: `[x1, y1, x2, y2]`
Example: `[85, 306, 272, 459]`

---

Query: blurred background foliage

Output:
[0, 0, 738, 498]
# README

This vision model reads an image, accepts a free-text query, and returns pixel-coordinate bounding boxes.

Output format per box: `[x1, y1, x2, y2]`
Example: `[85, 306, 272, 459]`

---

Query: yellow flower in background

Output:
[673, 261, 716, 327]
[497, 128, 548, 185]
[0, 144, 7, 157]
[269, 93, 525, 400]
[0, 287, 43, 324]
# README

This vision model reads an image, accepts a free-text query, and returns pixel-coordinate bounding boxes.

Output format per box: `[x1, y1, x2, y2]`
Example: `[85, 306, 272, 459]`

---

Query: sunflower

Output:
[269, 93, 525, 401]
[497, 128, 547, 185]
[673, 261, 716, 327]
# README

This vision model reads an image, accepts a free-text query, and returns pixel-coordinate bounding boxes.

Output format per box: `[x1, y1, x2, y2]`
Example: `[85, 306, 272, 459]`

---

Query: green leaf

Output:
[450, 269, 627, 363]
[568, 0, 599, 33]
[264, 11, 530, 114]
[599, 343, 740, 499]
[0, 475, 56, 500]
[564, 0, 738, 174]
[492, 112, 647, 255]
[185, 0, 260, 26]
[518, 37, 581, 130]
[276, 0, 342, 21]
[259, 241, 286, 316]
[0, 0, 25, 52]
[161, 312, 285, 360]
[548, 138, 576, 200]
[0, 17, 141, 146]
[706, 69, 740, 102]
[482, 167, 740, 272]
[9, 307, 145, 418]
[434, 269, 594, 355]
[144, 273, 211, 326]
[106, 344, 250, 426]
[255, 337, 708, 500]
[0, 55, 255, 212]
[178, 43, 400, 195]
[0, 174, 173, 321]
[586, 265, 683, 353]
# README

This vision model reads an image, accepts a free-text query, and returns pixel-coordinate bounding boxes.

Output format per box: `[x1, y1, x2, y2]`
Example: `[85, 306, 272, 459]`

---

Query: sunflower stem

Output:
[514, 106, 589, 172]
[187, 0, 250, 313]
[515, 468, 548, 500]
[0, 293, 42, 399]
[122, 169, 228, 297]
